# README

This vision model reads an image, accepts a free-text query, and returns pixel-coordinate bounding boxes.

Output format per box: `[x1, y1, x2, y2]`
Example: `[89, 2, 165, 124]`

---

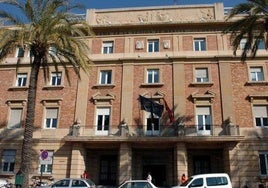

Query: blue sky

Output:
[76, 0, 247, 10]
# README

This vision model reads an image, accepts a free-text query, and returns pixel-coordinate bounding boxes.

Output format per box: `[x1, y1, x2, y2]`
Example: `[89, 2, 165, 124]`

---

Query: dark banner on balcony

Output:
[139, 95, 163, 117]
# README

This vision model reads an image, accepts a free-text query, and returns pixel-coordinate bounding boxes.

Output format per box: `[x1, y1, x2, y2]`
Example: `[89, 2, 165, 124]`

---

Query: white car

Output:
[41, 178, 95, 188]
[119, 180, 157, 188]
[178, 173, 232, 188]
[0, 179, 9, 188]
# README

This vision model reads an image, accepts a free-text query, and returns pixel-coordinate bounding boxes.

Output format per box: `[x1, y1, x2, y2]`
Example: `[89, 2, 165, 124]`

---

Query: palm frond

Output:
[224, 0, 268, 60]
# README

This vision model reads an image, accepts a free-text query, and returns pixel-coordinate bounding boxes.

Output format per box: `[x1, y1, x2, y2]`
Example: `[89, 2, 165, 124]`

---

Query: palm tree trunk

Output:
[21, 57, 41, 188]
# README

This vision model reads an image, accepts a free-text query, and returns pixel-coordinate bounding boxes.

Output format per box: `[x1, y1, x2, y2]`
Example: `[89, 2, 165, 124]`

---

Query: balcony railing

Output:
[70, 123, 240, 137]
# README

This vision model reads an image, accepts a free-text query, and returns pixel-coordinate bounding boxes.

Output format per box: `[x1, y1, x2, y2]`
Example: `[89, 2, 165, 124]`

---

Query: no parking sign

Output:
[39, 150, 52, 165]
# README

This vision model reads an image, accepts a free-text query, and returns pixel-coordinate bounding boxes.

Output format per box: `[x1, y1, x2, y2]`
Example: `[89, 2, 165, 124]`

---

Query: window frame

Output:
[259, 151, 268, 176]
[1, 149, 16, 173]
[16, 47, 25, 57]
[99, 70, 112, 85]
[145, 111, 160, 136]
[50, 72, 62, 86]
[44, 108, 59, 129]
[196, 106, 212, 136]
[95, 107, 110, 136]
[194, 38, 206, 51]
[16, 73, 28, 87]
[147, 39, 159, 52]
[253, 105, 268, 127]
[146, 69, 160, 84]
[102, 41, 114, 54]
[250, 67, 264, 82]
[195, 68, 209, 83]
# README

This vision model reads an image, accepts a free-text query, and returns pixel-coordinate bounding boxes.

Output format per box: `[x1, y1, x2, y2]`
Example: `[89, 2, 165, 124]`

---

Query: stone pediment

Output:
[87, 3, 224, 26]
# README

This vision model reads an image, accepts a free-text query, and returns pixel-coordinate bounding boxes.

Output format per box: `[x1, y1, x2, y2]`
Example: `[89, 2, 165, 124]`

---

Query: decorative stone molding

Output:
[141, 91, 165, 100]
[163, 40, 170, 49]
[90, 5, 218, 26]
[6, 99, 27, 106]
[41, 98, 63, 106]
[135, 41, 144, 49]
[92, 92, 115, 105]
[248, 94, 268, 103]
[191, 90, 215, 103]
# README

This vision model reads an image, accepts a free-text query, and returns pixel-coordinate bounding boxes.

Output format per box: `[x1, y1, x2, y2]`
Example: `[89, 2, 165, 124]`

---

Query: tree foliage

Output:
[224, 0, 268, 60]
[0, 0, 92, 187]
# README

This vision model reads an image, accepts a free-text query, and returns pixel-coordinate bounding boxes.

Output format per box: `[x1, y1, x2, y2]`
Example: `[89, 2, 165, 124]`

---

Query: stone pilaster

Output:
[119, 143, 132, 184]
[175, 143, 188, 185]
[121, 63, 134, 125]
[70, 143, 86, 178]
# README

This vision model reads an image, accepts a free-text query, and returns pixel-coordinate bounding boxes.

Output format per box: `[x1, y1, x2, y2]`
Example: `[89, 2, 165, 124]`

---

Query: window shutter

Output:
[46, 108, 58, 118]
[196, 69, 207, 78]
[8, 109, 22, 129]
[253, 106, 267, 117]
[196, 106, 210, 115]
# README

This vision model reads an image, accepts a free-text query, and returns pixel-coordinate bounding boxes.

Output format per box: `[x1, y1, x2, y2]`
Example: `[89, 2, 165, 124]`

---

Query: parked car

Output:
[119, 180, 157, 188]
[0, 179, 11, 188]
[178, 173, 232, 188]
[40, 178, 96, 188]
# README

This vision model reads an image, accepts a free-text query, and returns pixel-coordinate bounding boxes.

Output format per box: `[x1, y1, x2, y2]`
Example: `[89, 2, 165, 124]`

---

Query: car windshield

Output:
[121, 182, 153, 188]
[86, 179, 95, 185]
[181, 177, 193, 186]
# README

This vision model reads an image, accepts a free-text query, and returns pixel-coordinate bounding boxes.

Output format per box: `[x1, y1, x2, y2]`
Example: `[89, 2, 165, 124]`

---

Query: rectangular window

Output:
[196, 106, 211, 135]
[259, 152, 268, 175]
[39, 151, 53, 174]
[147, 39, 159, 52]
[16, 73, 27, 87]
[16, 47, 24, 57]
[147, 69, 159, 84]
[240, 39, 247, 50]
[100, 70, 112, 84]
[195, 68, 209, 83]
[8, 108, 22, 129]
[102, 41, 114, 54]
[257, 39, 265, 49]
[50, 72, 62, 86]
[45, 108, 58, 128]
[194, 38, 206, 51]
[1, 150, 16, 173]
[96, 108, 110, 135]
[253, 106, 268, 127]
[146, 117, 160, 135]
[250, 67, 264, 81]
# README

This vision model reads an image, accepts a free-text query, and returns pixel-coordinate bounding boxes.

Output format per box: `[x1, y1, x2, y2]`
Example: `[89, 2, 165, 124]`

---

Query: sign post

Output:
[39, 150, 51, 184]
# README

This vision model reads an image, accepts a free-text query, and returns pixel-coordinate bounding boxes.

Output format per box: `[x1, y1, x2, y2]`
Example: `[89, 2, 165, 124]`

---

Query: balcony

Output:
[68, 123, 240, 137]
[63, 123, 243, 145]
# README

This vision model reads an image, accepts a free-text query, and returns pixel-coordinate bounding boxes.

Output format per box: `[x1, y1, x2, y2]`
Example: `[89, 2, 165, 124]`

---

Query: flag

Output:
[139, 95, 163, 117]
[163, 98, 174, 123]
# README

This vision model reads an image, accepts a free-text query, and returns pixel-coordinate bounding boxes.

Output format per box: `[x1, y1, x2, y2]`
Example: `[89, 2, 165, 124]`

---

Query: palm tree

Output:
[224, 0, 268, 60]
[0, 0, 92, 187]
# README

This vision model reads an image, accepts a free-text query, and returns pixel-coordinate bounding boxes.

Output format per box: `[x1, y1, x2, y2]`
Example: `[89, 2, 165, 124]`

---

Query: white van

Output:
[179, 173, 232, 188]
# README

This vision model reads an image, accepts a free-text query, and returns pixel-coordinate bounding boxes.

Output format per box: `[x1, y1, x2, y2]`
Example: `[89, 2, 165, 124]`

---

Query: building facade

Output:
[0, 3, 268, 188]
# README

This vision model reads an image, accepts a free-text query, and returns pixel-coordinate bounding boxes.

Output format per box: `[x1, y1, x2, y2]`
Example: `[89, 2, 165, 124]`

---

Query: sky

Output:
[76, 0, 247, 10]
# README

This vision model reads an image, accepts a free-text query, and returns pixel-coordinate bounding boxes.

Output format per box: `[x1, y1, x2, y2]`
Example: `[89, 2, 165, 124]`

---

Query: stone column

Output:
[70, 143, 86, 178]
[119, 143, 132, 184]
[175, 143, 188, 185]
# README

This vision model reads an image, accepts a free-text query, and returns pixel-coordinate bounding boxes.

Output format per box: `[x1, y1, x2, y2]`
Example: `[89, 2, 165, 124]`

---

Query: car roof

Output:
[124, 180, 150, 183]
[190, 173, 230, 178]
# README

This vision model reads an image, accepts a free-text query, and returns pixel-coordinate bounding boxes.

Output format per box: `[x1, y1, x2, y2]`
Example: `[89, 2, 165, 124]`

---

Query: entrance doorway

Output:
[193, 155, 211, 175]
[99, 155, 117, 186]
[143, 165, 166, 186]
